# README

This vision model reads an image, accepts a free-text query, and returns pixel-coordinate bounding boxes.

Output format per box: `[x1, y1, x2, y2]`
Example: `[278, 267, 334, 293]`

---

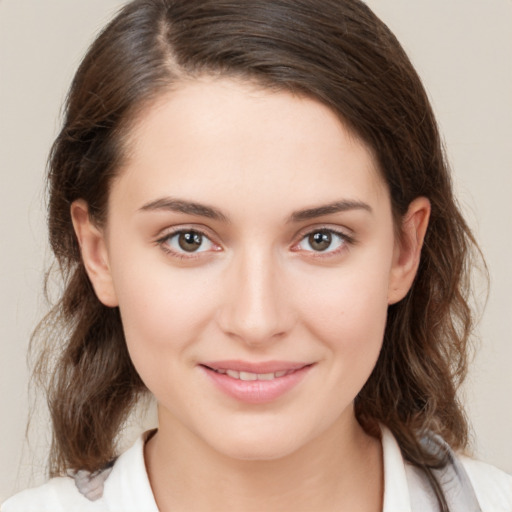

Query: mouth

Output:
[199, 361, 314, 404]
[204, 367, 298, 381]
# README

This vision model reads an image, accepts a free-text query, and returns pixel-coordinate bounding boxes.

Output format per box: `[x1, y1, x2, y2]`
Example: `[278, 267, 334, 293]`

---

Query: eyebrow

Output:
[139, 197, 229, 222]
[139, 197, 372, 224]
[288, 200, 372, 223]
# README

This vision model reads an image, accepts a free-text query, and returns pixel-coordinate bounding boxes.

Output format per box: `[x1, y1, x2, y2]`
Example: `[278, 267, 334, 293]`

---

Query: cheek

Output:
[298, 254, 391, 338]
[293, 248, 392, 386]
[109, 249, 221, 377]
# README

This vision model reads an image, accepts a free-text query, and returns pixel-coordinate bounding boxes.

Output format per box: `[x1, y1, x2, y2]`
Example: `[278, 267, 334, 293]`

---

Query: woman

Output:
[2, 1, 511, 511]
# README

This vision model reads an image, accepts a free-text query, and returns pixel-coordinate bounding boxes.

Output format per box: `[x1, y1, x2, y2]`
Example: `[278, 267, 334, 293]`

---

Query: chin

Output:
[200, 417, 321, 462]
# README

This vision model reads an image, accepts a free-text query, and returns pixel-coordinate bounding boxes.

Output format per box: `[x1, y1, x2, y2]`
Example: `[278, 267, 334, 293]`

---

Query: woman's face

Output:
[76, 78, 425, 460]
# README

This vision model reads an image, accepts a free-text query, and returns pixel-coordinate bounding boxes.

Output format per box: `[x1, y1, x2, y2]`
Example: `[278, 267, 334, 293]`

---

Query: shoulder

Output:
[2, 431, 158, 512]
[459, 455, 512, 511]
[1, 476, 103, 512]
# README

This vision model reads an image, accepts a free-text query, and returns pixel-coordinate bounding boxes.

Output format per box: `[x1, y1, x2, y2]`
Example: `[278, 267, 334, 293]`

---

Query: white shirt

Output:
[3, 428, 511, 511]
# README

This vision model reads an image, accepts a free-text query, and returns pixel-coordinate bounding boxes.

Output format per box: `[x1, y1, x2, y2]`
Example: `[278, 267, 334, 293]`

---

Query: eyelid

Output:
[292, 223, 355, 242]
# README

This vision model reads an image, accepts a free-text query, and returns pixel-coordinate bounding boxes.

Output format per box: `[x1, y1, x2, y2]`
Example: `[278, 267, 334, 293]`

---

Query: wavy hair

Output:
[33, 1, 483, 508]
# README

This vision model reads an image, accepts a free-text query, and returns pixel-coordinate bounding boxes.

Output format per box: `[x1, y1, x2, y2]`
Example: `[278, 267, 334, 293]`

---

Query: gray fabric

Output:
[407, 434, 482, 512]
[72, 459, 116, 502]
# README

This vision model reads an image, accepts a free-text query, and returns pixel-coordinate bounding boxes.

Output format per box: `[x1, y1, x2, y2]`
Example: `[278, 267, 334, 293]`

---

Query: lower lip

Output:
[200, 365, 313, 404]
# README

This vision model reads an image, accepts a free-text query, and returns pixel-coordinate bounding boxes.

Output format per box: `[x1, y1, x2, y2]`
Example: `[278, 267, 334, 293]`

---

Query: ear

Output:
[70, 200, 119, 307]
[388, 197, 431, 305]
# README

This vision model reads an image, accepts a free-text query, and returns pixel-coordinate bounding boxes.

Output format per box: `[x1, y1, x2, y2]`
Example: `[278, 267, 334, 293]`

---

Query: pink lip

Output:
[199, 360, 314, 405]
[201, 360, 309, 374]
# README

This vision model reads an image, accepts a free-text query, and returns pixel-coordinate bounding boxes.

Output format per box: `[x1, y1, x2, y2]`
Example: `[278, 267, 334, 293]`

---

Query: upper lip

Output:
[201, 360, 312, 374]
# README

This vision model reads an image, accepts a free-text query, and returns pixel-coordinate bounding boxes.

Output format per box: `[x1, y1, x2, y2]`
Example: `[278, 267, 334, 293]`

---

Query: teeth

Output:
[215, 369, 293, 380]
[258, 373, 275, 381]
[239, 371, 258, 381]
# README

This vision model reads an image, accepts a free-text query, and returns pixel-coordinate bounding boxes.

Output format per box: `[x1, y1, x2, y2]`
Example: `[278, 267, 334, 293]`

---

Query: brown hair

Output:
[33, 0, 481, 507]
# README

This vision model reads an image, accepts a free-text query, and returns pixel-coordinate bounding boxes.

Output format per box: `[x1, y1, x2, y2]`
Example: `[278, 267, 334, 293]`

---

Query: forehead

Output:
[112, 77, 389, 218]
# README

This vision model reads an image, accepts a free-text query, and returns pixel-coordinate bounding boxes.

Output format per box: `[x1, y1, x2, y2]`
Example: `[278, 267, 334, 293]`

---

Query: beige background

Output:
[1, 0, 511, 502]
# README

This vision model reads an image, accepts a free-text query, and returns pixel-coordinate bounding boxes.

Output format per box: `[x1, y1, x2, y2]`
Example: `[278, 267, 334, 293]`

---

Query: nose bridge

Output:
[218, 243, 291, 345]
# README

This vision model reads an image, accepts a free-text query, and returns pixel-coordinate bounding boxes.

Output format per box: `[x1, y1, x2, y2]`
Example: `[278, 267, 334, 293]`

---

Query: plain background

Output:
[1, 0, 511, 502]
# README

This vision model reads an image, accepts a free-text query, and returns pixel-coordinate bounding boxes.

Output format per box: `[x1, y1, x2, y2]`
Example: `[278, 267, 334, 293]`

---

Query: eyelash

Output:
[155, 226, 355, 260]
[292, 227, 355, 258]
[156, 228, 220, 260]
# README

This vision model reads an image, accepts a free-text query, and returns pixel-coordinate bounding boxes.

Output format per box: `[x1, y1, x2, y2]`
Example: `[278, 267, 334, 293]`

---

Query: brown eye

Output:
[158, 229, 218, 258]
[308, 231, 332, 251]
[178, 231, 203, 252]
[295, 229, 348, 255]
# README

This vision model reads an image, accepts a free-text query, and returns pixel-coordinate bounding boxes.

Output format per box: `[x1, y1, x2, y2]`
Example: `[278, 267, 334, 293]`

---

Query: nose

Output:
[216, 247, 294, 346]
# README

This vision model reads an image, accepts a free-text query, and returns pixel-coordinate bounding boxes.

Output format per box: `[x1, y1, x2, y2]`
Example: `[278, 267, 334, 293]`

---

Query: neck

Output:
[145, 408, 383, 512]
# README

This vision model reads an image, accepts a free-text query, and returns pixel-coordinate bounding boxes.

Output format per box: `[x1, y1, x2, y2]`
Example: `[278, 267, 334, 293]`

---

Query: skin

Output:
[72, 78, 430, 511]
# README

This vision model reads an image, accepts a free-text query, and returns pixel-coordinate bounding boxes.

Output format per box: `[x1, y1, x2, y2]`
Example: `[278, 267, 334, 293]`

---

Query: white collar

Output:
[381, 425, 414, 512]
[101, 431, 159, 511]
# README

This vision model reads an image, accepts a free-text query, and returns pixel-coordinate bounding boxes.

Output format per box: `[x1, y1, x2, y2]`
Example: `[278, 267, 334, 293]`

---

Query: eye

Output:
[296, 229, 348, 254]
[159, 229, 217, 255]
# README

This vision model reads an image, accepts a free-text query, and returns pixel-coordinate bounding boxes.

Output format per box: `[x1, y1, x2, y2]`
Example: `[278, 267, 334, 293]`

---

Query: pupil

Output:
[178, 231, 202, 252]
[309, 231, 331, 251]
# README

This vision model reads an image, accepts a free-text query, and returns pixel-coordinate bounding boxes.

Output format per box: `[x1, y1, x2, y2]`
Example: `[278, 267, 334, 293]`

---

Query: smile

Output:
[200, 361, 314, 404]
[210, 368, 295, 380]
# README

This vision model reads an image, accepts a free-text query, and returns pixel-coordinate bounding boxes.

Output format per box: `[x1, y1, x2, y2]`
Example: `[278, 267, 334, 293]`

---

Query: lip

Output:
[199, 360, 314, 404]
[201, 360, 309, 374]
